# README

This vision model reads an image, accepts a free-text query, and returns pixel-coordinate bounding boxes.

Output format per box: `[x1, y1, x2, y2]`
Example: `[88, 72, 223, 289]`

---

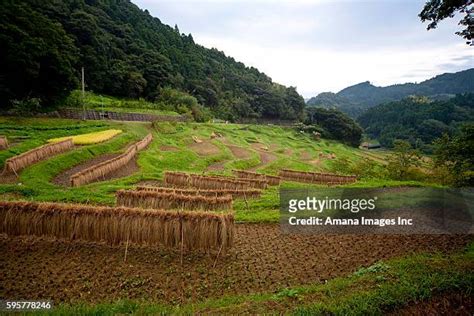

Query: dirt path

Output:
[245, 142, 278, 170]
[248, 151, 277, 171]
[52, 153, 139, 187]
[206, 145, 252, 171]
[227, 145, 252, 159]
[0, 224, 470, 304]
[300, 150, 312, 160]
[206, 160, 227, 171]
[205, 144, 252, 172]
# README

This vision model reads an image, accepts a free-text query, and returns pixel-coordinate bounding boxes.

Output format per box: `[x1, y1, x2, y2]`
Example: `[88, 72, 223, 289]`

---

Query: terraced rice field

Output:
[48, 129, 123, 145]
[0, 117, 472, 314]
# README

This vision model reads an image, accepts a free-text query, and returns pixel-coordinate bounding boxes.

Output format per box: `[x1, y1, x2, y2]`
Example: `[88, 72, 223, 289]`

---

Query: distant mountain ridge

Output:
[306, 68, 474, 118]
[357, 93, 474, 151]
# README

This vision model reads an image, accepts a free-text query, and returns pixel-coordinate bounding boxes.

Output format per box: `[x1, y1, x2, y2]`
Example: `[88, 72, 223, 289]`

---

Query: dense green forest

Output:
[357, 94, 474, 151]
[307, 69, 474, 118]
[301, 107, 363, 147]
[0, 0, 305, 121]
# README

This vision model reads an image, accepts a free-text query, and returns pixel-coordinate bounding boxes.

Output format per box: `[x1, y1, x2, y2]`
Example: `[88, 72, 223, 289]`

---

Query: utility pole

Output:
[81, 67, 85, 120]
[101, 95, 105, 120]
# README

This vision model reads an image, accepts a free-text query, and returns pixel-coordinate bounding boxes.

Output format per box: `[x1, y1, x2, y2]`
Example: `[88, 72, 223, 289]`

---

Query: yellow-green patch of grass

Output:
[48, 129, 123, 145]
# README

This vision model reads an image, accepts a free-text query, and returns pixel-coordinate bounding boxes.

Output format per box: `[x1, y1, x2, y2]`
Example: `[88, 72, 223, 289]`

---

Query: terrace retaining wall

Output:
[43, 108, 188, 122]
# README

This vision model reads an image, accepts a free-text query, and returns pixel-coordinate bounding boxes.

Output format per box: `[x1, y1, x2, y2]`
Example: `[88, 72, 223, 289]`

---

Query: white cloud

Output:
[196, 35, 473, 97]
[134, 0, 474, 98]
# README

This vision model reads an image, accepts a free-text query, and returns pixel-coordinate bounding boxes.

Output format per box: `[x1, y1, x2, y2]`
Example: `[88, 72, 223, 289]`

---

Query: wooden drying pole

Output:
[81, 66, 86, 120]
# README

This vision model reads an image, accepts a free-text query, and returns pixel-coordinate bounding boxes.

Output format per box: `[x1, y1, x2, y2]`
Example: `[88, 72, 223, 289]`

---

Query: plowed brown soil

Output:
[0, 224, 470, 305]
[206, 160, 227, 171]
[300, 150, 312, 160]
[189, 141, 220, 156]
[249, 151, 277, 171]
[227, 145, 252, 159]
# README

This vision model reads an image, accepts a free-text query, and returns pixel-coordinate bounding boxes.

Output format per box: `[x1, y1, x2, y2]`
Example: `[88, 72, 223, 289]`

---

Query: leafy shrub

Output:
[304, 107, 363, 147]
[432, 124, 474, 186]
[353, 159, 387, 179]
[10, 98, 41, 115]
[293, 123, 324, 135]
[385, 140, 427, 181]
[331, 157, 387, 179]
[330, 158, 353, 175]
[153, 122, 178, 134]
[272, 288, 299, 299]
[353, 262, 389, 277]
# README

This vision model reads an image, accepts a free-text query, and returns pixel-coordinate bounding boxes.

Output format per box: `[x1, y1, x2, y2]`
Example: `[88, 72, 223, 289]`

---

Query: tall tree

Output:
[433, 124, 474, 186]
[419, 0, 473, 45]
[125, 72, 147, 99]
[387, 140, 422, 180]
[0, 1, 79, 107]
[0, 0, 306, 121]
[304, 107, 363, 147]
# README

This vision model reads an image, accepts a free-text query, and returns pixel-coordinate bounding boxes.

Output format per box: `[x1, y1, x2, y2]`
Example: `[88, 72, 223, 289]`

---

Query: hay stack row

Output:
[197, 174, 268, 189]
[136, 186, 262, 199]
[279, 169, 357, 184]
[164, 171, 267, 190]
[136, 133, 153, 151]
[0, 201, 233, 252]
[0, 136, 8, 150]
[232, 170, 281, 186]
[3, 138, 73, 174]
[70, 133, 153, 187]
[116, 189, 233, 211]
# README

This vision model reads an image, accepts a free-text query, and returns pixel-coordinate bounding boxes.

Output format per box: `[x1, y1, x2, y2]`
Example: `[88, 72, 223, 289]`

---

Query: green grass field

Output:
[0, 116, 471, 315]
[65, 91, 181, 116]
[0, 117, 424, 221]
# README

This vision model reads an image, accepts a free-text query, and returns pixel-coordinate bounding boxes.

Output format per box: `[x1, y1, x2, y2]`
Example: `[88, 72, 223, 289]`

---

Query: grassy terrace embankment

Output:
[0, 117, 472, 315]
[0, 117, 424, 221]
[0, 117, 432, 221]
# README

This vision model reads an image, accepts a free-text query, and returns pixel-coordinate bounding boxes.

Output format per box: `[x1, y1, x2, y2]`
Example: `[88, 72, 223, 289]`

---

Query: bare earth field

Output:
[0, 224, 470, 305]
[188, 141, 221, 156]
[226, 144, 252, 159]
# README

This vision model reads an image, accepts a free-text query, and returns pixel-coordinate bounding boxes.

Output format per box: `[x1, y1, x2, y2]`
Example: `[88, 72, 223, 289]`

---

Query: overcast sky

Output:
[133, 0, 473, 98]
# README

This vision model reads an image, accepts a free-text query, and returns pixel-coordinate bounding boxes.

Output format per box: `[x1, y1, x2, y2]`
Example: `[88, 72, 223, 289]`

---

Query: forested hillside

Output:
[302, 107, 363, 147]
[357, 94, 474, 151]
[0, 0, 305, 121]
[307, 68, 474, 118]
